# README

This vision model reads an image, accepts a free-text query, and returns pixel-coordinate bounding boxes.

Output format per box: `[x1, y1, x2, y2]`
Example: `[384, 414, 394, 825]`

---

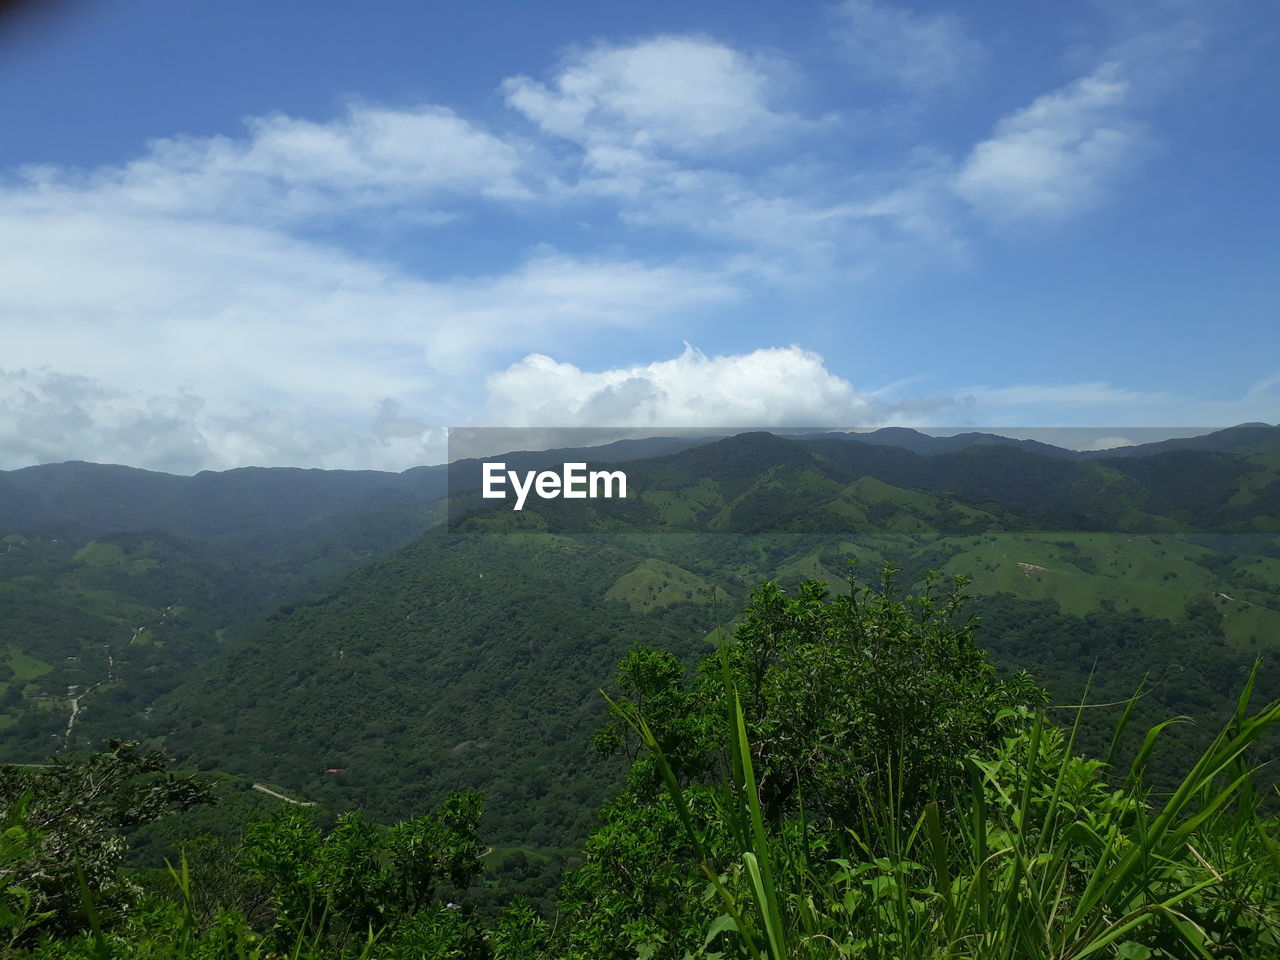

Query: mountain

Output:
[144, 531, 1279, 852]
[4, 427, 1279, 856]
[0, 527, 288, 761]
[5, 424, 1277, 547]
[0, 461, 448, 555]
[815, 427, 1081, 459]
[0, 463, 454, 766]
[449, 429, 1280, 535]
[1084, 422, 1280, 458]
[154, 531, 713, 846]
[0, 434, 716, 553]
[132, 431, 1280, 852]
[792, 423, 1280, 461]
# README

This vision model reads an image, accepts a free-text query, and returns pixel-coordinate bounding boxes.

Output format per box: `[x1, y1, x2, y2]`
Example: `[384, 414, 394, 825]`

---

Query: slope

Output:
[154, 531, 734, 847]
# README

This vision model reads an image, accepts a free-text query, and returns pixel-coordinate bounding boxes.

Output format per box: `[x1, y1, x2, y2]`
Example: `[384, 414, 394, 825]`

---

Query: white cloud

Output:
[483, 344, 871, 427]
[503, 36, 794, 158]
[1, 205, 733, 377]
[499, 35, 964, 271]
[0, 215, 737, 468]
[2, 344, 875, 472]
[0, 26, 1227, 473]
[832, 0, 985, 92]
[0, 368, 453, 472]
[0, 116, 740, 475]
[499, 34, 981, 273]
[1086, 435, 1137, 450]
[953, 64, 1146, 221]
[481, 354, 1271, 439]
[12, 102, 532, 225]
[0, 60, 771, 474]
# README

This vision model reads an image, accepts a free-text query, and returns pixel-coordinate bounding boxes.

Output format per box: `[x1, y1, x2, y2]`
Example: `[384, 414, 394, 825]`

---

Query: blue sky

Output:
[1, 0, 1276, 471]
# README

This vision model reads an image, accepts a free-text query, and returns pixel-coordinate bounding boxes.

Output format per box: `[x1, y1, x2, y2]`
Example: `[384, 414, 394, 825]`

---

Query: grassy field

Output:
[604, 558, 730, 612]
[619, 531, 1280, 654]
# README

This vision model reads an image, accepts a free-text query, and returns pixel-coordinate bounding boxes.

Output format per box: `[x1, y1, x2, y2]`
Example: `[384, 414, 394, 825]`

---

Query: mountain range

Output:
[1, 423, 1278, 857]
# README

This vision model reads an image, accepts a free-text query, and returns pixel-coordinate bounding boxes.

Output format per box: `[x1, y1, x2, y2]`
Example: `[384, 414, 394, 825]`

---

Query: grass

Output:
[617, 663, 1280, 960]
[4, 646, 53, 683]
[641, 480, 724, 526]
[604, 558, 730, 613]
[73, 542, 129, 568]
[645, 530, 1280, 652]
[930, 533, 1280, 650]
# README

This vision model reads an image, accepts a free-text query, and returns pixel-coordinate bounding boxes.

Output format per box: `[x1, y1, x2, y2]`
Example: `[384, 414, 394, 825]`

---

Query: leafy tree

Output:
[0, 741, 211, 942]
[563, 566, 1047, 958]
[716, 565, 1045, 833]
[240, 790, 487, 952]
[598, 565, 1045, 833]
[565, 571, 1279, 960]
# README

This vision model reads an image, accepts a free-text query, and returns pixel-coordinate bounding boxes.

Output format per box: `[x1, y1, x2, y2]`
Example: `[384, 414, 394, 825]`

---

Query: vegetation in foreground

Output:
[2, 567, 1277, 958]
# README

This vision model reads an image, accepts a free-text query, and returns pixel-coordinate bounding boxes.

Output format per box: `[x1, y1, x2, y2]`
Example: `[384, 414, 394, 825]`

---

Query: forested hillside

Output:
[3, 570, 1276, 958]
[1, 426, 1278, 957]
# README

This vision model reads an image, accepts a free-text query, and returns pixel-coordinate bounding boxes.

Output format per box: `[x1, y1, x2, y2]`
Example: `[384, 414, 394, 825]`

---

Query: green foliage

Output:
[0, 741, 211, 944]
[1, 794, 55, 952]
[589, 649, 1280, 959]
[562, 570, 1044, 958]
[3, 773, 499, 958]
[4, 433, 1280, 956]
[2, 566, 1277, 959]
[6, 434, 1280, 866]
[555, 787, 732, 959]
[239, 791, 486, 952]
[599, 568, 1046, 834]
[157, 532, 707, 848]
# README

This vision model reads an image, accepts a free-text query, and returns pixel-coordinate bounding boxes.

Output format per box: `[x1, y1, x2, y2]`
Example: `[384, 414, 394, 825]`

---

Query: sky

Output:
[1, 0, 1277, 473]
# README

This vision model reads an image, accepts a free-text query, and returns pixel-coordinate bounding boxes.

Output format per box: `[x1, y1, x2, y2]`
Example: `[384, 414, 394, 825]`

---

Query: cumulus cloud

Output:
[953, 64, 1145, 221]
[0, 113, 740, 475]
[0, 48, 770, 474]
[480, 351, 1267, 440]
[504, 36, 794, 159]
[500, 36, 860, 260]
[831, 0, 985, 92]
[483, 344, 872, 427]
[1, 201, 735, 378]
[0, 35, 957, 481]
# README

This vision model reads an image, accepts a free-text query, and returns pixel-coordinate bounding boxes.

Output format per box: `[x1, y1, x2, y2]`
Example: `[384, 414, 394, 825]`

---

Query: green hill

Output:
[3, 425, 1279, 863]
[152, 532, 729, 847]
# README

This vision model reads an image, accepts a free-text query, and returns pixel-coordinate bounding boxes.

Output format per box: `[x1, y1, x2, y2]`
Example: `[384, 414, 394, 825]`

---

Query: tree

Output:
[561, 565, 1046, 959]
[0, 740, 211, 943]
[240, 790, 488, 953]
[600, 565, 1045, 833]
